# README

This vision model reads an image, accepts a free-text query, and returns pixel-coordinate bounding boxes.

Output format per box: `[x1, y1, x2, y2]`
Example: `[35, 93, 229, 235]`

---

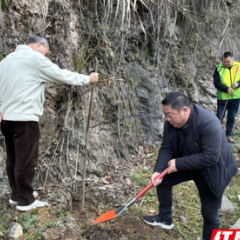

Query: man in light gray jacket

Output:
[0, 35, 99, 211]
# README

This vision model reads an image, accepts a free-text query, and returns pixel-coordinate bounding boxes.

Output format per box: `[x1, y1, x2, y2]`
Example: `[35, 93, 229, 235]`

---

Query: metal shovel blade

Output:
[94, 205, 127, 223]
[94, 167, 169, 224]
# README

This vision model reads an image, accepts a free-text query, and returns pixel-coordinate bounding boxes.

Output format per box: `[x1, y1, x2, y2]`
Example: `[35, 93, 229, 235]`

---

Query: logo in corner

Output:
[210, 230, 240, 240]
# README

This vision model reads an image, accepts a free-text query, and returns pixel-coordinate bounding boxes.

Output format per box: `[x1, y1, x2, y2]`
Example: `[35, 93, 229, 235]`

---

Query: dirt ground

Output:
[71, 192, 179, 240]
[0, 121, 240, 240]
[0, 144, 181, 240]
[0, 188, 179, 240]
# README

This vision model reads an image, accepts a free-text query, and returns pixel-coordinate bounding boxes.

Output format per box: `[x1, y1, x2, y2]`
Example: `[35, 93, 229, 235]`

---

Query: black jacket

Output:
[154, 104, 238, 198]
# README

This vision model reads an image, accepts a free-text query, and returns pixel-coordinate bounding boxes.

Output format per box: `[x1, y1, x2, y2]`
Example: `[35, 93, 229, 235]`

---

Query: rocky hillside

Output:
[1, 0, 240, 239]
[0, 0, 240, 207]
[2, 0, 240, 179]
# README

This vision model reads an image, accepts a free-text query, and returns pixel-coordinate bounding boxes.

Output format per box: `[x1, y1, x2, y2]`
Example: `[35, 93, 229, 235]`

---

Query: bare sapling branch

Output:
[82, 57, 99, 210]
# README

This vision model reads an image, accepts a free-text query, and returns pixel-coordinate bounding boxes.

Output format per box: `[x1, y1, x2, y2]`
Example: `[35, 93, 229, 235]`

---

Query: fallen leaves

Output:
[148, 209, 156, 213]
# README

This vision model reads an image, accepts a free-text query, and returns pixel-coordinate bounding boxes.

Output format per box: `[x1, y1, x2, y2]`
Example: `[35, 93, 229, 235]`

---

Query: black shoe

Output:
[143, 215, 174, 229]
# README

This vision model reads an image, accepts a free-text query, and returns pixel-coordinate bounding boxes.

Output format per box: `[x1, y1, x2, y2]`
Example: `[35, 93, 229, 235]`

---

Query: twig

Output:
[73, 134, 80, 193]
[66, 134, 71, 171]
[219, 0, 230, 51]
[64, 99, 72, 127]
[51, 228, 57, 235]
[60, 188, 70, 200]
[36, 22, 51, 34]
[82, 57, 98, 210]
[59, 138, 65, 174]
[43, 141, 60, 192]
[140, 197, 145, 206]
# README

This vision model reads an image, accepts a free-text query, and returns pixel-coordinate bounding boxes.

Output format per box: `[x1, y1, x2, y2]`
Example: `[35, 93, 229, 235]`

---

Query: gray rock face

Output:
[124, 64, 162, 143]
[0, 170, 3, 179]
[8, 222, 23, 239]
[0, 146, 9, 197]
[220, 195, 235, 215]
[168, 23, 186, 41]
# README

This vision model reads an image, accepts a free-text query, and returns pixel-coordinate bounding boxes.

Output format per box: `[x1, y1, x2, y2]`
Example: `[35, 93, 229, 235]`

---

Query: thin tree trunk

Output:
[82, 58, 98, 210]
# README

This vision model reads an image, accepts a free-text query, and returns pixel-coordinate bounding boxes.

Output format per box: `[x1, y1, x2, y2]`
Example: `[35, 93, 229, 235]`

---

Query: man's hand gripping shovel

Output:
[94, 167, 169, 224]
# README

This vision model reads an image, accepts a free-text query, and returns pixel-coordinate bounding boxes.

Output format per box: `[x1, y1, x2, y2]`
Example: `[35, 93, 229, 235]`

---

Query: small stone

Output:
[98, 187, 106, 191]
[220, 195, 235, 215]
[86, 218, 95, 225]
[0, 170, 3, 179]
[125, 178, 131, 184]
[237, 195, 240, 202]
[63, 216, 75, 228]
[138, 146, 144, 155]
[119, 235, 128, 240]
[179, 216, 187, 225]
[8, 222, 23, 239]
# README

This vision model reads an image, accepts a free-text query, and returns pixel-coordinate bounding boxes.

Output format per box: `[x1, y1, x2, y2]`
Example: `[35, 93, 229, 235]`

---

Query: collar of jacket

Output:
[182, 105, 193, 130]
[15, 45, 34, 52]
[218, 61, 239, 69]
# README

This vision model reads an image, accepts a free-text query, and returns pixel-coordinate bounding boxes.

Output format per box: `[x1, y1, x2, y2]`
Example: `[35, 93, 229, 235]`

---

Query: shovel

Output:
[94, 167, 169, 224]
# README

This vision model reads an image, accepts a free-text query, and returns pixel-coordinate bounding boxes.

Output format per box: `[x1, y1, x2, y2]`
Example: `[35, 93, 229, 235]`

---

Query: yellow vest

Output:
[216, 61, 240, 100]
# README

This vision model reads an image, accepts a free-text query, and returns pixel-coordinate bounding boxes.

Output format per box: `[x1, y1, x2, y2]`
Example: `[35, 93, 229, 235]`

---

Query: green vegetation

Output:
[44, 220, 60, 228]
[73, 40, 98, 74]
[58, 208, 70, 218]
[18, 213, 39, 230]
[1, 0, 7, 10]
[125, 120, 130, 132]
[0, 205, 14, 234]
[131, 166, 240, 240]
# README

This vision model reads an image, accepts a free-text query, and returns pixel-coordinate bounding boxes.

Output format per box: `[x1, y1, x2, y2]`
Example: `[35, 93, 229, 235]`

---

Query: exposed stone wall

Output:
[0, 0, 240, 180]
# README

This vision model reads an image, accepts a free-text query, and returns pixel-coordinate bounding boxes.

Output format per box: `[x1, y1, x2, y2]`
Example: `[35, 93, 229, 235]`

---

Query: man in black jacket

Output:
[143, 93, 237, 240]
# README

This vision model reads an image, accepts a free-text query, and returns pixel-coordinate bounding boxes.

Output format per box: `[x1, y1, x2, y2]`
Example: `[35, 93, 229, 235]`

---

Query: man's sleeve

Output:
[213, 68, 229, 92]
[154, 122, 174, 173]
[236, 80, 240, 87]
[175, 118, 221, 171]
[38, 57, 90, 85]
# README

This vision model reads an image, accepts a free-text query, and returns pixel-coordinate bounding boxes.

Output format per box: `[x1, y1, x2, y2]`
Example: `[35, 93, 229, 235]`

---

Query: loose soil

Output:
[71, 191, 179, 240]
[0, 188, 178, 240]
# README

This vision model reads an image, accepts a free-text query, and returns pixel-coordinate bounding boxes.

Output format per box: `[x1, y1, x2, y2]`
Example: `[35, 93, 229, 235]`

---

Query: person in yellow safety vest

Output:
[213, 52, 240, 143]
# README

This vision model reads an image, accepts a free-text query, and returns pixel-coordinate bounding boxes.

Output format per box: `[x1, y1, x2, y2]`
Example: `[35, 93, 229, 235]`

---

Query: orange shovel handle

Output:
[136, 167, 169, 200]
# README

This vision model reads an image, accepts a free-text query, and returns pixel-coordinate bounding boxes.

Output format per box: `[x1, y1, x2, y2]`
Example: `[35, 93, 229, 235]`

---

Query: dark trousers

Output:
[157, 171, 222, 240]
[217, 99, 239, 136]
[1, 121, 39, 206]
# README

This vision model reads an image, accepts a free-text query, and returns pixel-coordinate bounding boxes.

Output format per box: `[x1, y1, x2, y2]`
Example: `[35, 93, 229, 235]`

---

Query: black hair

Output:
[161, 92, 192, 112]
[27, 35, 49, 48]
[222, 52, 233, 59]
